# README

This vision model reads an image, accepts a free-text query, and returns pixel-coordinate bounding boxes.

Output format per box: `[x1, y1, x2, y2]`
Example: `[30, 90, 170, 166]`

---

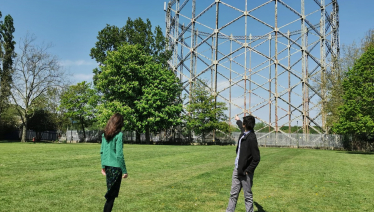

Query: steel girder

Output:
[165, 0, 339, 138]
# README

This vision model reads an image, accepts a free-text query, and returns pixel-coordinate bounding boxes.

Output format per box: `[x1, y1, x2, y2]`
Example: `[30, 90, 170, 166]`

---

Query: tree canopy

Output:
[95, 43, 182, 143]
[0, 12, 16, 138]
[59, 81, 98, 139]
[321, 29, 374, 132]
[333, 46, 374, 136]
[90, 17, 171, 85]
[28, 109, 56, 141]
[185, 80, 230, 142]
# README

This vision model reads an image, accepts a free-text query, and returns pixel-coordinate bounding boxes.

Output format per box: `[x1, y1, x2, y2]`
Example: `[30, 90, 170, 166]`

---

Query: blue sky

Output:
[1, 0, 374, 127]
[1, 0, 373, 84]
[1, 0, 168, 83]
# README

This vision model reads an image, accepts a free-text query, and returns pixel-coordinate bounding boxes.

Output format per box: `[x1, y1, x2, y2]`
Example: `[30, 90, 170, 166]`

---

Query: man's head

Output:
[242, 115, 255, 131]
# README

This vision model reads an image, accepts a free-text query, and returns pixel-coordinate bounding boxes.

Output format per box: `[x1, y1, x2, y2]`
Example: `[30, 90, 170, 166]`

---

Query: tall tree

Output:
[28, 109, 56, 141]
[29, 87, 70, 134]
[95, 44, 182, 144]
[321, 29, 374, 132]
[59, 81, 98, 140]
[185, 80, 230, 142]
[10, 34, 66, 142]
[90, 17, 173, 142]
[0, 13, 16, 136]
[90, 17, 171, 84]
[332, 46, 374, 150]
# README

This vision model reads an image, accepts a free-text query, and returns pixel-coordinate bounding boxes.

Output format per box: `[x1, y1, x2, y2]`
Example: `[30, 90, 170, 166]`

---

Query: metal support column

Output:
[274, 0, 279, 133]
[268, 33, 272, 133]
[213, 0, 219, 142]
[244, 0, 248, 117]
[301, 0, 306, 135]
[288, 30, 291, 135]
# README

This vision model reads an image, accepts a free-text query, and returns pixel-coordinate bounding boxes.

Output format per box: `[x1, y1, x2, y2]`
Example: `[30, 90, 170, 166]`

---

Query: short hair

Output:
[243, 115, 255, 131]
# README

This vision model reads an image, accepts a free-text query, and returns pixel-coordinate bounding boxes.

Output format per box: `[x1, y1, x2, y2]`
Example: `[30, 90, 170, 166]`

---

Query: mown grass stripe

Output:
[0, 143, 373, 211]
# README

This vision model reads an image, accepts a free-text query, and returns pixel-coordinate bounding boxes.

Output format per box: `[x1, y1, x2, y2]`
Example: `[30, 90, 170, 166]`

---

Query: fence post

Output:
[297, 132, 299, 149]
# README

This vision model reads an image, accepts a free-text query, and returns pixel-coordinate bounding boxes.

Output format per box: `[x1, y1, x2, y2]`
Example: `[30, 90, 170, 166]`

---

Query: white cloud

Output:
[59, 59, 97, 67]
[72, 73, 94, 81]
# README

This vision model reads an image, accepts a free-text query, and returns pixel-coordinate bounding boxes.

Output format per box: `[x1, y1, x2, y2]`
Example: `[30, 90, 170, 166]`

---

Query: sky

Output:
[1, 0, 373, 84]
[1, 0, 374, 127]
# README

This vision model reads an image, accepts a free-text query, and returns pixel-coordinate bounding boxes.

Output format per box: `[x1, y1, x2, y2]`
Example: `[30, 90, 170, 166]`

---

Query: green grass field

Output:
[0, 142, 373, 212]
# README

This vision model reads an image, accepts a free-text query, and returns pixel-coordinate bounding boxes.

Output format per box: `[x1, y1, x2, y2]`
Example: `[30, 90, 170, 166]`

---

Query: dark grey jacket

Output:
[235, 120, 260, 176]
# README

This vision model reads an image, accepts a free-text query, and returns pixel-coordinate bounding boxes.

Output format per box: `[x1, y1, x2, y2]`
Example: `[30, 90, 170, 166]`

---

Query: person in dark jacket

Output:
[226, 114, 260, 212]
[100, 113, 128, 212]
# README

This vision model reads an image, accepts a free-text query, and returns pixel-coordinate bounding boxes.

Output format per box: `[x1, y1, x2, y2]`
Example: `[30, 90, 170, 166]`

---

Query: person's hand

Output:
[235, 115, 240, 121]
[101, 168, 106, 176]
[122, 173, 128, 179]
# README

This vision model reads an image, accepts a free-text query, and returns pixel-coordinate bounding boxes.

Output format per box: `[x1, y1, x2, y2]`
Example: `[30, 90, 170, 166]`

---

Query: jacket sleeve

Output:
[236, 120, 244, 133]
[100, 134, 105, 169]
[116, 133, 127, 174]
[245, 134, 260, 174]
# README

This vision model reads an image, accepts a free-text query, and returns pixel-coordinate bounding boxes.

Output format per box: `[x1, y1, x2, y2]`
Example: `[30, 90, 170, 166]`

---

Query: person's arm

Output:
[236, 120, 244, 133]
[116, 133, 128, 177]
[245, 134, 260, 174]
[235, 115, 244, 133]
[100, 134, 106, 175]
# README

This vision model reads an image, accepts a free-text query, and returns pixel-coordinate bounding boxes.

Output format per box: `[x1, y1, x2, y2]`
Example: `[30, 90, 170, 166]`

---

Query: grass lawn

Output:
[0, 142, 373, 212]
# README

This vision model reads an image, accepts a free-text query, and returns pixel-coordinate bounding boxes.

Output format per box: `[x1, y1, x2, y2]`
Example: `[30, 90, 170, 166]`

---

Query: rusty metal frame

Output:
[165, 0, 339, 141]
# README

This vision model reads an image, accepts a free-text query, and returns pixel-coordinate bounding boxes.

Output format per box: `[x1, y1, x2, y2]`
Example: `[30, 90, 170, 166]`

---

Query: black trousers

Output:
[103, 166, 122, 212]
[104, 198, 115, 212]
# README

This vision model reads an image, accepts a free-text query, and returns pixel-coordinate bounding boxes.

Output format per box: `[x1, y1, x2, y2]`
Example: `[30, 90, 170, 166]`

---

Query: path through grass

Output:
[0, 142, 373, 211]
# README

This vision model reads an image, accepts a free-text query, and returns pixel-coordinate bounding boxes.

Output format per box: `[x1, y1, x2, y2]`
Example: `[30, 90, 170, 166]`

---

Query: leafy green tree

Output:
[254, 122, 268, 132]
[90, 17, 170, 65]
[0, 104, 20, 139]
[90, 17, 171, 83]
[90, 17, 173, 142]
[59, 81, 98, 140]
[95, 44, 182, 144]
[0, 12, 16, 136]
[333, 46, 374, 149]
[185, 80, 230, 142]
[28, 87, 70, 134]
[28, 109, 56, 141]
[321, 29, 374, 132]
[44, 87, 70, 133]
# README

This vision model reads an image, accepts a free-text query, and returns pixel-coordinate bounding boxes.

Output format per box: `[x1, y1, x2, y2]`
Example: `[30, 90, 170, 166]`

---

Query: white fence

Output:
[232, 132, 343, 149]
[63, 129, 343, 149]
[14, 130, 58, 141]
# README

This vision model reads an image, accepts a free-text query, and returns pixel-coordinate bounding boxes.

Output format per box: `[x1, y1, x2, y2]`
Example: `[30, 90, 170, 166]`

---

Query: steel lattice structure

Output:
[165, 0, 339, 140]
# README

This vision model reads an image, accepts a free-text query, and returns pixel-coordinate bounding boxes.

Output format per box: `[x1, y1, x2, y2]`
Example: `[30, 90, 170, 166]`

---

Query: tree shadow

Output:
[254, 202, 266, 212]
[0, 140, 20, 143]
[336, 151, 374, 155]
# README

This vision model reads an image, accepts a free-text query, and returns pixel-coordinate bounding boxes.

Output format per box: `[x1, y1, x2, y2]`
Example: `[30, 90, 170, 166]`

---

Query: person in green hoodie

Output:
[100, 113, 128, 212]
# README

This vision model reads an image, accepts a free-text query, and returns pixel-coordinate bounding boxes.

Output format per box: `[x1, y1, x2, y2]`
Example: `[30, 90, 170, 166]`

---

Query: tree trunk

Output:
[36, 131, 41, 141]
[0, 121, 4, 140]
[136, 131, 141, 144]
[173, 128, 175, 143]
[21, 124, 27, 142]
[145, 128, 150, 144]
[81, 119, 86, 142]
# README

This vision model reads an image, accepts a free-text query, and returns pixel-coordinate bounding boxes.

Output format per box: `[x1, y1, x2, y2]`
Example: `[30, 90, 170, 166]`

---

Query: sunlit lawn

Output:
[0, 142, 373, 211]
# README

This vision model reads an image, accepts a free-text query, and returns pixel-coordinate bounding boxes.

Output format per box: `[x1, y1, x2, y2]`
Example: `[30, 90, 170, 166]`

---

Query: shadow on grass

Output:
[0, 140, 20, 143]
[0, 140, 59, 144]
[254, 202, 266, 212]
[336, 151, 374, 155]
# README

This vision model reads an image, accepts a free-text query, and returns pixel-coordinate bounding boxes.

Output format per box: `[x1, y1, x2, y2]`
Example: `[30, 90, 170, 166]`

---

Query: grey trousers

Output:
[226, 168, 254, 212]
